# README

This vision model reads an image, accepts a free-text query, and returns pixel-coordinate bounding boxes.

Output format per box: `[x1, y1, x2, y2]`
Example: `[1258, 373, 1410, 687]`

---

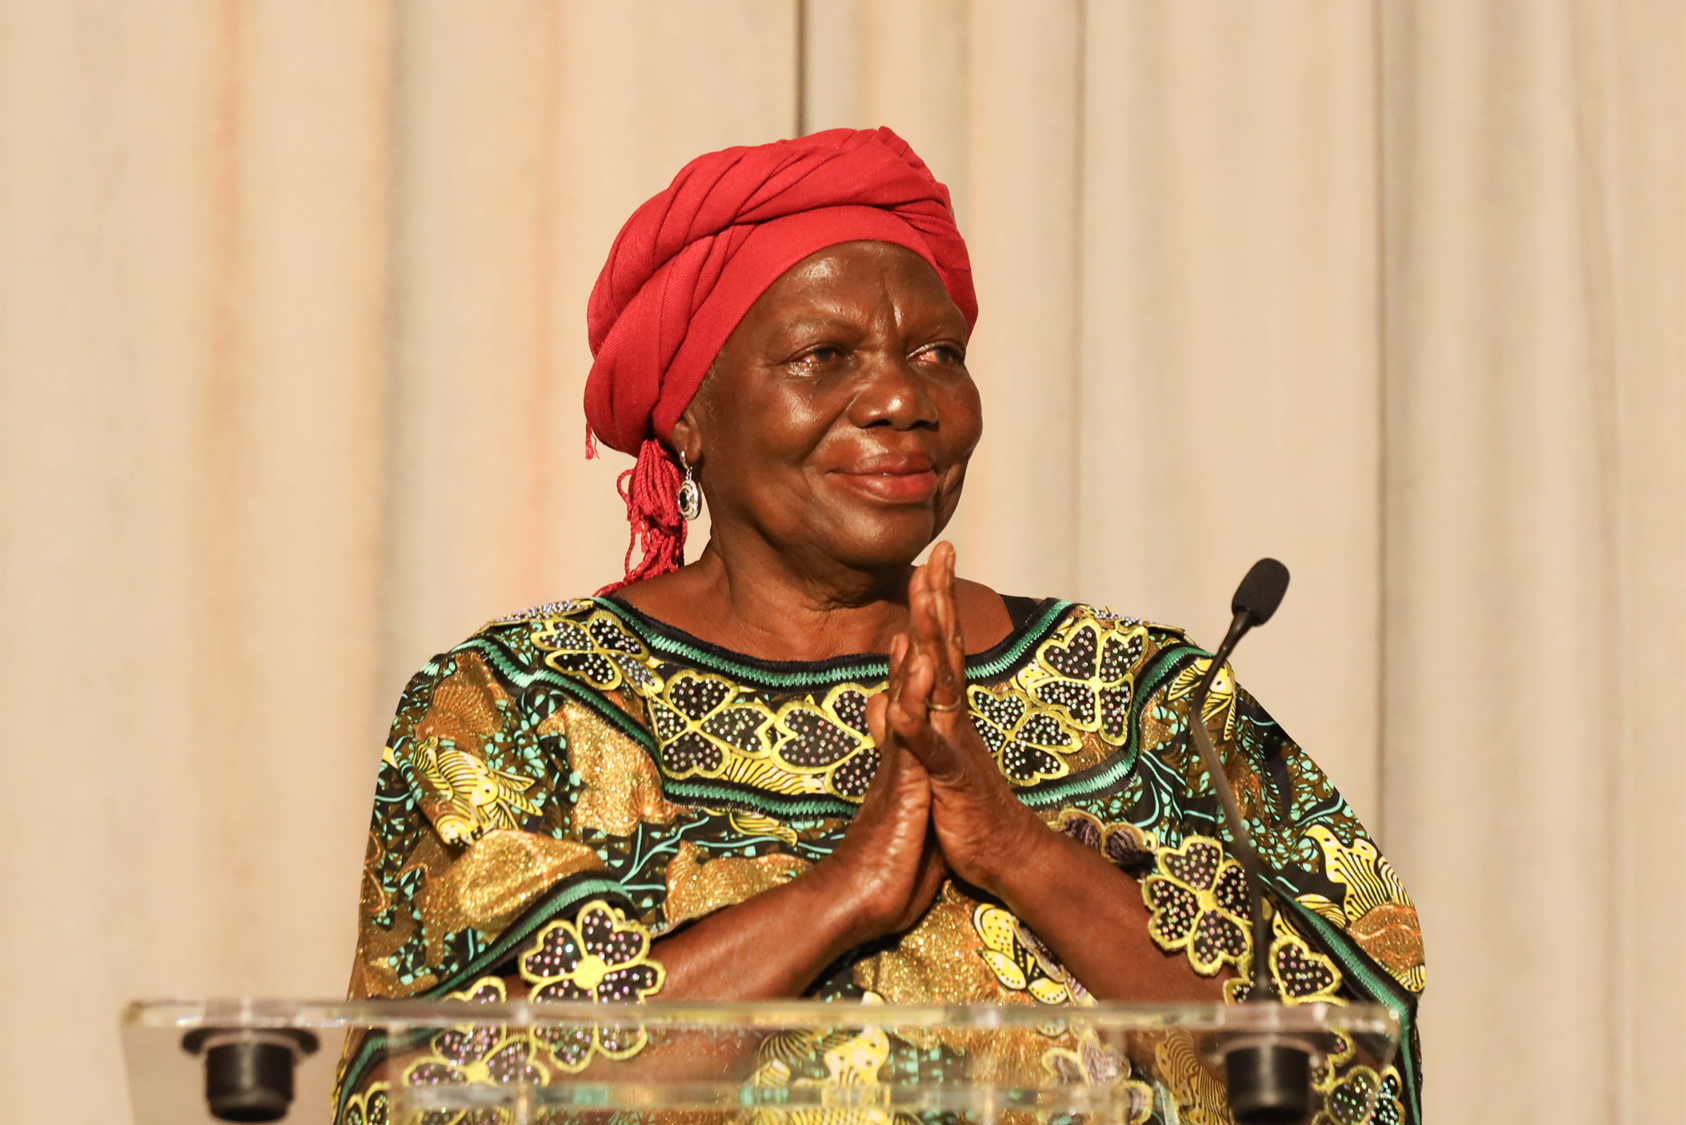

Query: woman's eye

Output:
[794, 345, 845, 370]
[914, 344, 966, 367]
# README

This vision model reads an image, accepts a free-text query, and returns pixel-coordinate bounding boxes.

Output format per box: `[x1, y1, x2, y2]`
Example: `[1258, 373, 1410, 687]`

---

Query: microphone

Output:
[1185, 558, 1313, 1124]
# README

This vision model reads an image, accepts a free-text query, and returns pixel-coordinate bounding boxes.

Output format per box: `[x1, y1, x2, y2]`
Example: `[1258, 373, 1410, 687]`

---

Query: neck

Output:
[616, 529, 920, 663]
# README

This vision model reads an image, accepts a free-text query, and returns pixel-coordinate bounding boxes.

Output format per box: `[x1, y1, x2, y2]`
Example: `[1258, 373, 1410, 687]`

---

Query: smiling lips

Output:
[830, 454, 940, 503]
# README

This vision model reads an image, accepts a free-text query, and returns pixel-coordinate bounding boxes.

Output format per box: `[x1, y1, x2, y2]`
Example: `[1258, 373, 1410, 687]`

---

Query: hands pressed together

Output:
[818, 541, 1048, 946]
[653, 542, 1225, 1004]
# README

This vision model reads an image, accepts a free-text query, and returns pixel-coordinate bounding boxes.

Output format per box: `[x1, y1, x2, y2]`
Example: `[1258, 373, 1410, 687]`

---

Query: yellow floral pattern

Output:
[1153, 1031, 1233, 1125]
[1020, 617, 1147, 742]
[771, 683, 880, 799]
[1054, 808, 1157, 874]
[531, 608, 663, 694]
[1297, 826, 1426, 993]
[401, 976, 548, 1121]
[1314, 1057, 1406, 1125]
[751, 994, 896, 1125]
[518, 900, 665, 1072]
[339, 1082, 389, 1125]
[964, 681, 1078, 784]
[412, 737, 542, 846]
[1223, 910, 1345, 1005]
[530, 606, 1155, 799]
[1040, 1029, 1155, 1125]
[972, 903, 1081, 1004]
[1165, 657, 1239, 741]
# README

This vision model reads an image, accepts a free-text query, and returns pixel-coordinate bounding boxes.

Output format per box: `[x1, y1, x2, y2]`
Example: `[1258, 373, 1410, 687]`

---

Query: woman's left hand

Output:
[870, 541, 1047, 899]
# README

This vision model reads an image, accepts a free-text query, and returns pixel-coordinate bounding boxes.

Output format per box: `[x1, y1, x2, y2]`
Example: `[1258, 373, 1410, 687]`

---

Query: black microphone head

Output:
[1232, 558, 1290, 625]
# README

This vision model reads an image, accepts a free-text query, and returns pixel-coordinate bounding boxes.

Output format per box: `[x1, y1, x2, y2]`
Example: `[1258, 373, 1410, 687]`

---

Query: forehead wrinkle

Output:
[752, 245, 961, 354]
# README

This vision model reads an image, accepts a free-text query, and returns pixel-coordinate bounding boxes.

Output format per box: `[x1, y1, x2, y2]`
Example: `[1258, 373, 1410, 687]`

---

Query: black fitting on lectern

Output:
[181, 1028, 319, 1122]
[1224, 1039, 1313, 1125]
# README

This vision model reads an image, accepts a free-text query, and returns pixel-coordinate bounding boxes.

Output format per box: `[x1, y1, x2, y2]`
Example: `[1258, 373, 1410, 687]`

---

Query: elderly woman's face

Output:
[678, 240, 981, 574]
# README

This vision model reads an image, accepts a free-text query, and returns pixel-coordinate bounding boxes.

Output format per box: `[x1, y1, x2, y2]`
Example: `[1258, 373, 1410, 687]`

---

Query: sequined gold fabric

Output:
[663, 840, 810, 926]
[851, 883, 1002, 1004]
[566, 702, 687, 834]
[416, 830, 605, 969]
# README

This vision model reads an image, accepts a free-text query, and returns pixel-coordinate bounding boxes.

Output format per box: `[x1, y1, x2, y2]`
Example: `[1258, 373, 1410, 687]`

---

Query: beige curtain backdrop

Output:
[0, 2, 1679, 1123]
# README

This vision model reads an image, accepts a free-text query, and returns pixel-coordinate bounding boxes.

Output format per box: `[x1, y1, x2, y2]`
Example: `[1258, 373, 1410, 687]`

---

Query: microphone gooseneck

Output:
[1186, 558, 1315, 1125]
[1189, 557, 1290, 1002]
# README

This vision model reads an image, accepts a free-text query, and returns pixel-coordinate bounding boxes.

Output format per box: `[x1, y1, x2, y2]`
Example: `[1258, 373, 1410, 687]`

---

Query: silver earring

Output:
[677, 453, 702, 521]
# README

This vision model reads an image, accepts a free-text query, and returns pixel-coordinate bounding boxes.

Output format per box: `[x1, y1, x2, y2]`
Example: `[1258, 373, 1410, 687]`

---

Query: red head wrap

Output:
[584, 126, 976, 591]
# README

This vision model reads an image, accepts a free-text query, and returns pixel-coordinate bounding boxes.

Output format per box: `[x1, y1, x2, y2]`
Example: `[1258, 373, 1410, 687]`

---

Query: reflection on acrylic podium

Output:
[123, 998, 1401, 1124]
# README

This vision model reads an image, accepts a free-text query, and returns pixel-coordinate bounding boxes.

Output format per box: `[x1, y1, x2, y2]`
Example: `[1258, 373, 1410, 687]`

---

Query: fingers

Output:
[880, 546, 980, 781]
[868, 632, 927, 800]
[933, 543, 967, 691]
[911, 543, 967, 712]
[888, 647, 937, 734]
[882, 632, 909, 724]
[865, 689, 890, 758]
[859, 712, 899, 821]
[890, 656, 970, 783]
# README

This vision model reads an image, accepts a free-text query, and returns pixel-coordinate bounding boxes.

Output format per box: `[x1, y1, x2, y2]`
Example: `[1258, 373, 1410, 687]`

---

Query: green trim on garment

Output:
[654, 620, 1179, 818]
[1273, 887, 1422, 1124]
[463, 631, 869, 818]
[334, 872, 634, 1121]
[591, 596, 1074, 689]
[1011, 639, 1199, 809]
[658, 779, 858, 818]
[465, 633, 663, 751]
[460, 603, 1184, 821]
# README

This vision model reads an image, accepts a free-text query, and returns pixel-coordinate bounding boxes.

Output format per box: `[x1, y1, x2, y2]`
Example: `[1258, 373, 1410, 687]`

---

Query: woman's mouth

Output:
[829, 456, 940, 503]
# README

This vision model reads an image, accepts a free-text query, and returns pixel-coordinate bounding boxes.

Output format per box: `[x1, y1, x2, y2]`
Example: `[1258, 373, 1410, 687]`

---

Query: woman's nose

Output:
[848, 351, 938, 430]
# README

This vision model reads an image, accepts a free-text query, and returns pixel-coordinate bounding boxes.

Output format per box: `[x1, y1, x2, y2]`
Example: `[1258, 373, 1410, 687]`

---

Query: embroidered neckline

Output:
[592, 595, 1074, 689]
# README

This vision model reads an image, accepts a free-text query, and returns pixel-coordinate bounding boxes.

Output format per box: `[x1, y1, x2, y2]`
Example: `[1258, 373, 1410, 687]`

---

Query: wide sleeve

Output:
[335, 626, 674, 1121]
[1131, 634, 1426, 1124]
[348, 628, 674, 1005]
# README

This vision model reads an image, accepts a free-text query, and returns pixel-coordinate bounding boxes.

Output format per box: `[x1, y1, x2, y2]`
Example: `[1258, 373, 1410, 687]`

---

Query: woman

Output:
[336, 128, 1424, 1125]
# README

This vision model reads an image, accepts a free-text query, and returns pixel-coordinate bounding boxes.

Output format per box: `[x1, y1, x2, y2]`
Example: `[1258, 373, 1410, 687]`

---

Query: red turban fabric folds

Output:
[583, 127, 976, 589]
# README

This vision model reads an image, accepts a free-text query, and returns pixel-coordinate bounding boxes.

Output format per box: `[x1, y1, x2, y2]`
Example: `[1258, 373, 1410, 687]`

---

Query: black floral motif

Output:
[966, 685, 1075, 784]
[1040, 1031, 1154, 1125]
[772, 684, 880, 799]
[1314, 1064, 1403, 1125]
[1225, 912, 1344, 1005]
[1025, 621, 1143, 742]
[532, 610, 661, 693]
[1055, 808, 1156, 878]
[402, 978, 547, 1125]
[1142, 836, 1252, 975]
[646, 669, 774, 777]
[340, 1084, 389, 1125]
[519, 901, 665, 1072]
[1273, 937, 1340, 999]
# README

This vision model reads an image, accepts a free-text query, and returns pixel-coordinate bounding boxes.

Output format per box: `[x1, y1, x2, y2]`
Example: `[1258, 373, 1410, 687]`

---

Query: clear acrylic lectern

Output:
[123, 998, 1401, 1124]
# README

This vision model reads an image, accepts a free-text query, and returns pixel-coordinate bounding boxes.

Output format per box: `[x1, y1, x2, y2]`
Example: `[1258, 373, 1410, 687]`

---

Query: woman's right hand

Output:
[818, 635, 947, 945]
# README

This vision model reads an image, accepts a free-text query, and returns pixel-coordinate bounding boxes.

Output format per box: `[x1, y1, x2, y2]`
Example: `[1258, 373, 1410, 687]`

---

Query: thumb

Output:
[866, 688, 891, 748]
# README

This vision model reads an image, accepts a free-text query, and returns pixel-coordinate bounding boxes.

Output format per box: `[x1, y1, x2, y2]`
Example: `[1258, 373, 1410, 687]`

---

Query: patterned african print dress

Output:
[336, 596, 1425, 1125]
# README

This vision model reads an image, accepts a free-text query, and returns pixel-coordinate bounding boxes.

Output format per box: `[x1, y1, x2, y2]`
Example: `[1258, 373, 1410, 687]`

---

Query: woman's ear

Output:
[668, 407, 704, 469]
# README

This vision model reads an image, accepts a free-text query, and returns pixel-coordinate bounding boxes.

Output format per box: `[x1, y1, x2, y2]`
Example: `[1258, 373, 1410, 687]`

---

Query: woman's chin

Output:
[811, 510, 941, 573]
